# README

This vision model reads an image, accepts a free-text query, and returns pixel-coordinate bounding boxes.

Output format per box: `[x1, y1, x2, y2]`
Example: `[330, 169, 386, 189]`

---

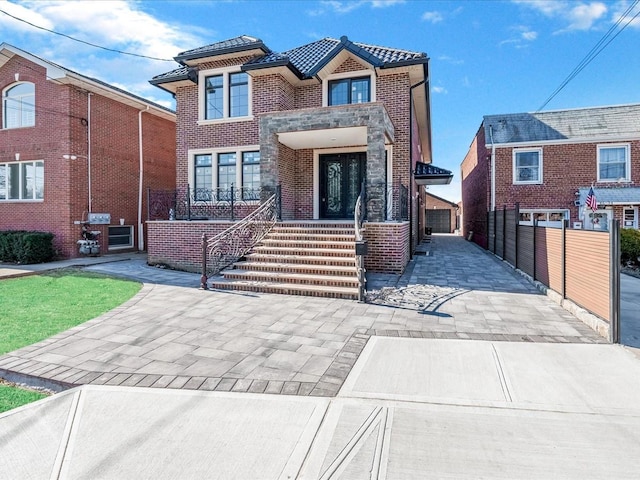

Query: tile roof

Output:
[578, 186, 640, 205]
[175, 35, 269, 63]
[153, 35, 428, 84]
[484, 104, 640, 144]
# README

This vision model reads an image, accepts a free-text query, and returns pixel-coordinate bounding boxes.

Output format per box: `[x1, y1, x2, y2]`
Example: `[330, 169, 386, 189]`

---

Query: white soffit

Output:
[277, 126, 368, 150]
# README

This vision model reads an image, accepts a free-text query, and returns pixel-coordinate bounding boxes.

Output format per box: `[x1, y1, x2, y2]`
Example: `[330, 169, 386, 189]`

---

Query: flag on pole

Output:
[586, 186, 598, 211]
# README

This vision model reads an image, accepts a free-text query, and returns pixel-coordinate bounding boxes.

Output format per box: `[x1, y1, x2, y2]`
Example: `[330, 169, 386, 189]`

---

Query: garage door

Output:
[426, 209, 451, 233]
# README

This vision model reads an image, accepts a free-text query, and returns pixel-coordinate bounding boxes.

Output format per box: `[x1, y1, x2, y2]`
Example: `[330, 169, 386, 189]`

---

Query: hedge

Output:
[621, 228, 640, 266]
[0, 231, 55, 264]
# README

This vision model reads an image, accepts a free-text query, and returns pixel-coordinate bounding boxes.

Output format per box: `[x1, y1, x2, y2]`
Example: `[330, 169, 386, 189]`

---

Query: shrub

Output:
[621, 228, 640, 265]
[0, 231, 55, 264]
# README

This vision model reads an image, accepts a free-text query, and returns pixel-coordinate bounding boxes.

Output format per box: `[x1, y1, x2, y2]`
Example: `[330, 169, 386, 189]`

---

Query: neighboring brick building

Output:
[461, 104, 640, 249]
[148, 35, 451, 290]
[0, 44, 176, 259]
[425, 192, 459, 233]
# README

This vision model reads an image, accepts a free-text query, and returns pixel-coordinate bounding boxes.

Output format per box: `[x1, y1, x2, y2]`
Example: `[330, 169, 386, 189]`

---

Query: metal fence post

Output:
[276, 184, 282, 221]
[230, 184, 235, 222]
[610, 219, 621, 343]
[514, 203, 520, 269]
[200, 233, 208, 290]
[562, 219, 567, 299]
[532, 219, 537, 281]
[186, 184, 191, 221]
[502, 205, 507, 259]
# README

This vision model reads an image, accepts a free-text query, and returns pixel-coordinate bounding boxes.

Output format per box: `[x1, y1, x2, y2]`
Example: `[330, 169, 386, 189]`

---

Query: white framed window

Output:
[519, 209, 568, 228]
[3, 82, 35, 129]
[108, 225, 133, 250]
[198, 67, 252, 123]
[0, 161, 44, 201]
[322, 69, 376, 107]
[597, 144, 630, 182]
[623, 207, 638, 229]
[189, 146, 260, 201]
[513, 148, 542, 184]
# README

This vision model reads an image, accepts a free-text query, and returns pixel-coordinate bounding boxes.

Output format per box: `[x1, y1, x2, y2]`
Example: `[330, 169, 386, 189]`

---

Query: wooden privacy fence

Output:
[487, 206, 620, 342]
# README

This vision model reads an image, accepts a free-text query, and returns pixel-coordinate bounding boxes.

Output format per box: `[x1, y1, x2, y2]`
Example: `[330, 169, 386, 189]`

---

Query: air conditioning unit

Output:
[573, 200, 581, 206]
[573, 222, 583, 229]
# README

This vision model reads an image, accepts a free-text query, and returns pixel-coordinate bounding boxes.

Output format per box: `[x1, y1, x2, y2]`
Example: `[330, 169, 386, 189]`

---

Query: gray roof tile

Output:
[153, 35, 427, 84]
[484, 104, 640, 144]
[578, 186, 640, 205]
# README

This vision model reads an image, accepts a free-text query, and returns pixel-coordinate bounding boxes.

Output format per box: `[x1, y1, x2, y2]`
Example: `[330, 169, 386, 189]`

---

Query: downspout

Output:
[409, 79, 426, 259]
[87, 93, 92, 213]
[489, 124, 496, 211]
[138, 106, 149, 251]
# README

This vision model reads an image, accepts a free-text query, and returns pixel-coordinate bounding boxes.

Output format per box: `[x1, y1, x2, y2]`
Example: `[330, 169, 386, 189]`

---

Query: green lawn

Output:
[0, 269, 141, 412]
[0, 269, 141, 356]
[0, 382, 48, 414]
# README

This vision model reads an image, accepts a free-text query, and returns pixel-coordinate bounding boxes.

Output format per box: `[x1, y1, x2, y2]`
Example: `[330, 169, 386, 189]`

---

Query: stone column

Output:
[259, 117, 280, 199]
[366, 117, 387, 222]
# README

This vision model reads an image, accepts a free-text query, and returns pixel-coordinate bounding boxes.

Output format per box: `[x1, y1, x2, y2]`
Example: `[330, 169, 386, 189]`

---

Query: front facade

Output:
[461, 104, 640, 248]
[149, 35, 442, 274]
[0, 44, 176, 259]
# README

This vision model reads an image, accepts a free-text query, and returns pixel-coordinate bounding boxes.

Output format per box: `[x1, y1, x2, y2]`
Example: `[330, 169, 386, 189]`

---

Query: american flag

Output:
[586, 186, 598, 211]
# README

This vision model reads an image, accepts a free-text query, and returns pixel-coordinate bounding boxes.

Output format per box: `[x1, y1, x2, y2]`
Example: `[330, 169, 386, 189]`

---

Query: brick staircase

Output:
[210, 222, 360, 299]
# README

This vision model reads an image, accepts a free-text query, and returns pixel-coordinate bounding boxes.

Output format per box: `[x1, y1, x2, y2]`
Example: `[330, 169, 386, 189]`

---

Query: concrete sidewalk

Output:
[2, 339, 640, 479]
[621, 273, 640, 348]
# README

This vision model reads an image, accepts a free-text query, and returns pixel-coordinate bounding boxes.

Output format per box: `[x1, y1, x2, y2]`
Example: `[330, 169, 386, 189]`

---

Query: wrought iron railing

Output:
[364, 182, 409, 222]
[354, 181, 366, 301]
[148, 185, 281, 221]
[200, 194, 278, 288]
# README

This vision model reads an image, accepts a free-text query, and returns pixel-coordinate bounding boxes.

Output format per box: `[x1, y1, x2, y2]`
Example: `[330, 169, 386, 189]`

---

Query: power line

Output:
[0, 8, 174, 62]
[537, 0, 640, 111]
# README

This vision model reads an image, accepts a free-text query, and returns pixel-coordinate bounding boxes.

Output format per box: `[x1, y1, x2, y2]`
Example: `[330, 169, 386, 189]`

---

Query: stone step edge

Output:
[232, 262, 357, 275]
[244, 254, 355, 265]
[222, 270, 359, 286]
[210, 280, 359, 300]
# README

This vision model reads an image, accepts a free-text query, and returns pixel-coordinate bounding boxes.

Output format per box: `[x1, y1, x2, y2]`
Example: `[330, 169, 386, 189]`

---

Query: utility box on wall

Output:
[88, 213, 111, 224]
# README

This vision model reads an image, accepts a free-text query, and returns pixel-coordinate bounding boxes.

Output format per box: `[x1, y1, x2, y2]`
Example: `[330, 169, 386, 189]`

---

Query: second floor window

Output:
[328, 77, 370, 106]
[3, 82, 35, 129]
[513, 148, 542, 184]
[204, 71, 250, 120]
[598, 144, 629, 182]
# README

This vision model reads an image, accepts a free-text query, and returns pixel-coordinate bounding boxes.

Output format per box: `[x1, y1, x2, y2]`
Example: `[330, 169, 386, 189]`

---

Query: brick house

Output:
[0, 43, 176, 259]
[425, 192, 459, 234]
[148, 35, 450, 298]
[461, 104, 640, 248]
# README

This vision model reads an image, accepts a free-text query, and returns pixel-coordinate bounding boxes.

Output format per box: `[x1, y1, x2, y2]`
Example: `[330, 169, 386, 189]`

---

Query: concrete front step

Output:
[270, 227, 355, 235]
[210, 279, 359, 300]
[266, 233, 355, 242]
[243, 253, 355, 267]
[233, 261, 357, 276]
[222, 269, 359, 288]
[260, 239, 355, 250]
[252, 246, 355, 257]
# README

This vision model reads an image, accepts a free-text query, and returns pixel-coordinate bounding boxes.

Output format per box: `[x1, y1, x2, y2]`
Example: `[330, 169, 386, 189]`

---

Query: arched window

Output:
[3, 82, 35, 129]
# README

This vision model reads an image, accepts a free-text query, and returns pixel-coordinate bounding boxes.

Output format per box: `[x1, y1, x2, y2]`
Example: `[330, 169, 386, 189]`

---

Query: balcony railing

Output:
[148, 185, 281, 221]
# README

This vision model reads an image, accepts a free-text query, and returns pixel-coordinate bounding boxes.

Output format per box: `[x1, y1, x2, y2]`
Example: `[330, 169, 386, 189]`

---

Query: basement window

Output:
[108, 226, 133, 250]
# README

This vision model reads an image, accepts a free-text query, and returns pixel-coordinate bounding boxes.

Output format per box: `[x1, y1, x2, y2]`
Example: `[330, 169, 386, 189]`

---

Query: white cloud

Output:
[437, 55, 464, 65]
[315, 0, 404, 15]
[500, 25, 538, 46]
[422, 11, 444, 23]
[432, 86, 447, 94]
[514, 0, 609, 32]
[0, 0, 54, 31]
[610, 0, 640, 29]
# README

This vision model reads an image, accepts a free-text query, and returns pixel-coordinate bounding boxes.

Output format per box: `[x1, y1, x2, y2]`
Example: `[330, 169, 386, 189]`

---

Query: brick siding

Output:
[0, 54, 176, 258]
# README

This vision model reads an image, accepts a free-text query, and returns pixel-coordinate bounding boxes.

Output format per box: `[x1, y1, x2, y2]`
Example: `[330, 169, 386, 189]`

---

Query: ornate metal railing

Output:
[354, 181, 366, 302]
[364, 182, 409, 222]
[148, 185, 278, 221]
[200, 194, 278, 288]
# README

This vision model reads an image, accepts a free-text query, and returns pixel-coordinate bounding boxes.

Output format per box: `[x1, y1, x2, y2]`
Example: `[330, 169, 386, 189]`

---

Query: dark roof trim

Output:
[241, 57, 304, 79]
[308, 36, 382, 77]
[175, 37, 270, 64]
[380, 56, 429, 69]
[414, 162, 453, 185]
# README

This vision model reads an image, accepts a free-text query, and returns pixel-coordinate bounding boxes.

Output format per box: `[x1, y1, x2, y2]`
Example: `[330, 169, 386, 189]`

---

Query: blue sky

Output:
[1, 0, 639, 202]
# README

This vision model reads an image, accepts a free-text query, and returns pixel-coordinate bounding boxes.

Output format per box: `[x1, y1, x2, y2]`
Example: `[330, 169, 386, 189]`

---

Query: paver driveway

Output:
[0, 235, 605, 396]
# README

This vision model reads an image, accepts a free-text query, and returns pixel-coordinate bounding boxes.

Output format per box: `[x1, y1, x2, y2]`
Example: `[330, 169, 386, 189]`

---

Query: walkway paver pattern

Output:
[0, 235, 606, 396]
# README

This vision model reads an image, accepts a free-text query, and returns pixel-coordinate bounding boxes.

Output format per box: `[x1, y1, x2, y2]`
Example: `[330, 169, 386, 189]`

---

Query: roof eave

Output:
[241, 60, 304, 79]
[175, 42, 270, 65]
